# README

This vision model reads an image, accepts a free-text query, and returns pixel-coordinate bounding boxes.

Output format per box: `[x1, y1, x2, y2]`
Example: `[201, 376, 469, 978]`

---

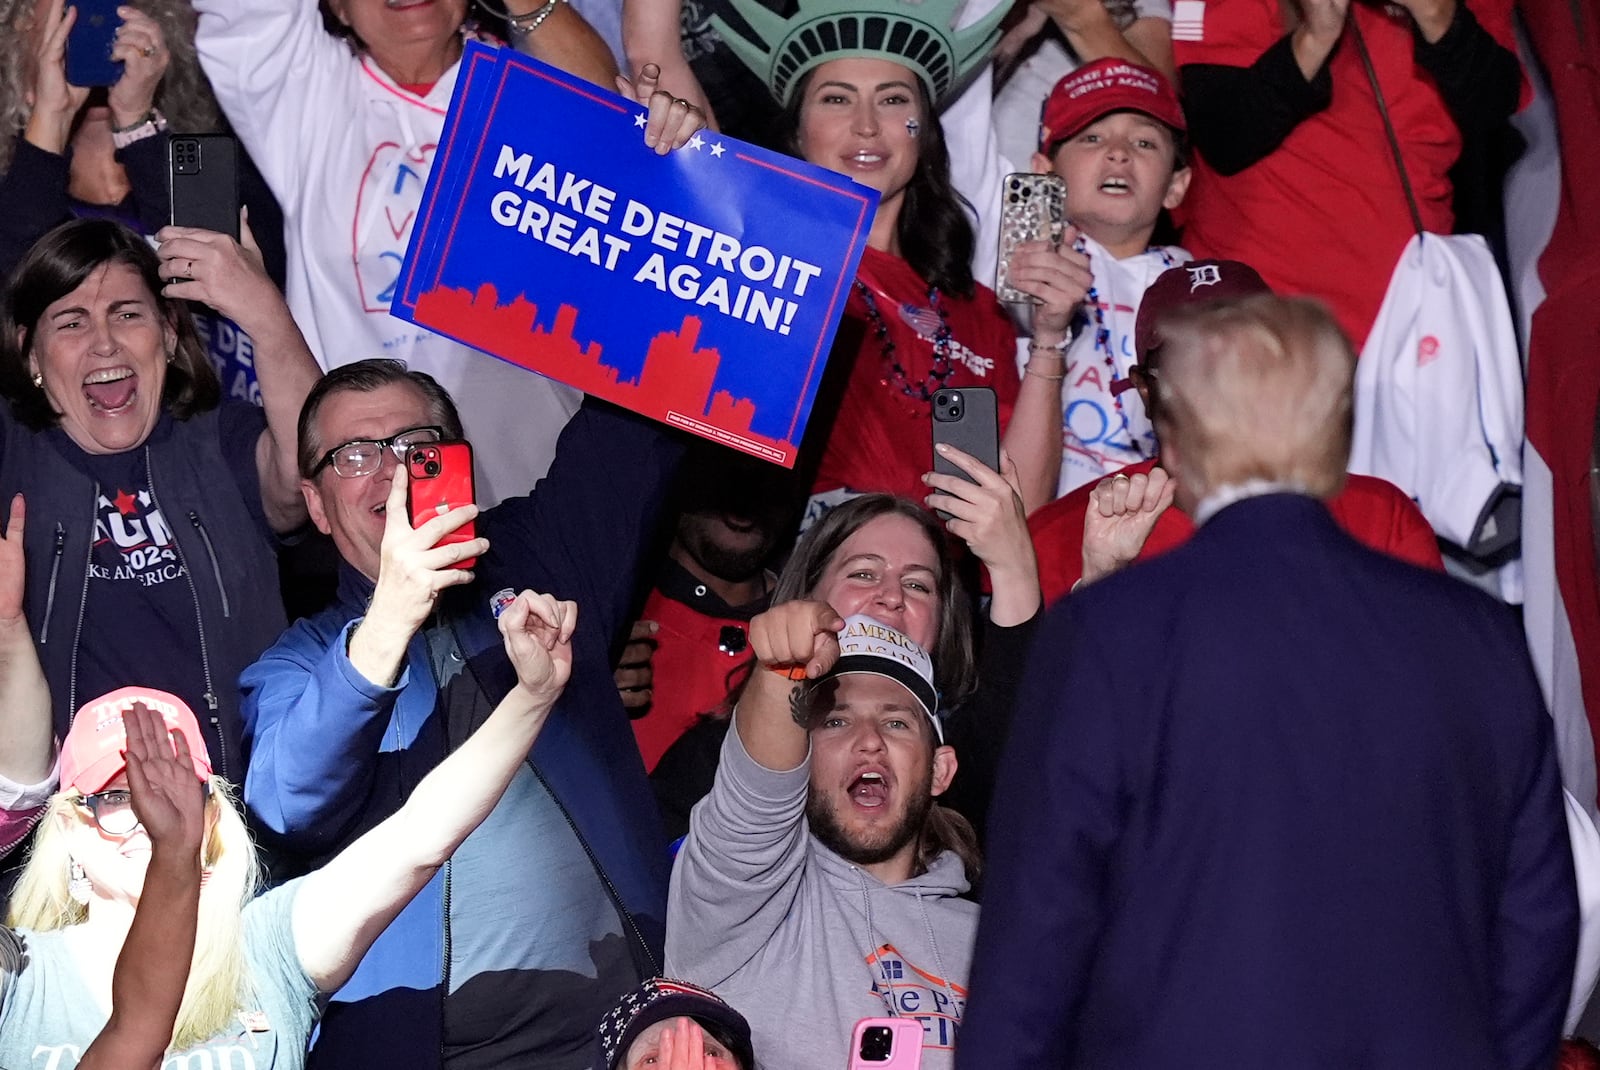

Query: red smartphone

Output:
[848, 1018, 924, 1070]
[406, 441, 477, 570]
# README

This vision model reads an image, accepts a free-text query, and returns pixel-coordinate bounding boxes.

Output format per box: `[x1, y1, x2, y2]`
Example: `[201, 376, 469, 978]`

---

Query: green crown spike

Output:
[710, 0, 1008, 106]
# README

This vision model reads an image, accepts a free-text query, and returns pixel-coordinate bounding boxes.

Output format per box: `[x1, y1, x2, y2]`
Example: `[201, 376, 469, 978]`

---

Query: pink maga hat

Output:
[60, 687, 212, 795]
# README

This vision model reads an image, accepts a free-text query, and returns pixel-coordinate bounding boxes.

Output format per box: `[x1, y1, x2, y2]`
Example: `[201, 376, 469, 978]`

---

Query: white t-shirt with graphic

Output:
[1030, 236, 1189, 495]
[0, 880, 321, 1070]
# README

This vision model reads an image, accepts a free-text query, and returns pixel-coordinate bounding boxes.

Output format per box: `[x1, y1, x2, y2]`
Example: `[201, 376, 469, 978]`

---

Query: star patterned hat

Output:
[596, 977, 755, 1070]
[710, 0, 1009, 106]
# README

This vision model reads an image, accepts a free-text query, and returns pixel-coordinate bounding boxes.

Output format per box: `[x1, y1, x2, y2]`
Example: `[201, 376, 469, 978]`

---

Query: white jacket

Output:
[193, 2, 581, 506]
[1352, 233, 1524, 599]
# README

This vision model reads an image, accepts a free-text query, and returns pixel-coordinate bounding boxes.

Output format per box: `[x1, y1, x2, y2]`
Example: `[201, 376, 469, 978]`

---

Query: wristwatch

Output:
[111, 108, 168, 151]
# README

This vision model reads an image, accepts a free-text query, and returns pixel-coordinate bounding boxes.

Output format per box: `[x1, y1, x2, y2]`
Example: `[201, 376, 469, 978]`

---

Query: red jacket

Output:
[1030, 458, 1444, 605]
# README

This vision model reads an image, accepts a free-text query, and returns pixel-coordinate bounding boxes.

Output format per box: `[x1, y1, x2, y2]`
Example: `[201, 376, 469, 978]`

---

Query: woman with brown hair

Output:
[0, 217, 321, 794]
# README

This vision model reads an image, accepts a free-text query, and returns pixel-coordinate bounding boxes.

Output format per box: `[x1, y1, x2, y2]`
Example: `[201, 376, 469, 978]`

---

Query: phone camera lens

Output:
[934, 393, 949, 406]
[424, 461, 441, 476]
[860, 1027, 894, 1062]
[949, 406, 962, 419]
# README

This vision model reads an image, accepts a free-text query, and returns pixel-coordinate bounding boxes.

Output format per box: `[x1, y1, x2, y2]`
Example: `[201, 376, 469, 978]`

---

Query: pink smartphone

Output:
[849, 1018, 924, 1070]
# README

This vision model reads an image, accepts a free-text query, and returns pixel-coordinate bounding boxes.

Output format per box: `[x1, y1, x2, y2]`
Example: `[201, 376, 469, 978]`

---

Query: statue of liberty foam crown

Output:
[710, 0, 1009, 106]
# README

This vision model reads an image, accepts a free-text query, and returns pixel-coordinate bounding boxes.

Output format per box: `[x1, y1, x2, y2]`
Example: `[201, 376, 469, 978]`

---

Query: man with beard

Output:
[620, 445, 801, 773]
[665, 607, 980, 1070]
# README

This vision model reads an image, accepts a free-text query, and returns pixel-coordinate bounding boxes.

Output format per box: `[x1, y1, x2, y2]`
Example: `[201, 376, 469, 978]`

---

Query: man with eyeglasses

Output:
[236, 358, 684, 1069]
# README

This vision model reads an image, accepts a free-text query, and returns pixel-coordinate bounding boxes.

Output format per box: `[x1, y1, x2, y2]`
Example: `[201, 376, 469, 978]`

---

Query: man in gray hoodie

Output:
[666, 606, 980, 1070]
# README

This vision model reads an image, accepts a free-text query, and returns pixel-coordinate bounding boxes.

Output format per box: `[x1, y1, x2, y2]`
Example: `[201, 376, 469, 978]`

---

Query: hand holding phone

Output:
[996, 172, 1066, 304]
[930, 388, 999, 521]
[406, 442, 478, 570]
[849, 1018, 923, 1070]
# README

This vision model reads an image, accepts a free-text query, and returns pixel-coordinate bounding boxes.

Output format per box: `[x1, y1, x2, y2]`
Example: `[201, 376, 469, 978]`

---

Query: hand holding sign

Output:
[617, 62, 707, 154]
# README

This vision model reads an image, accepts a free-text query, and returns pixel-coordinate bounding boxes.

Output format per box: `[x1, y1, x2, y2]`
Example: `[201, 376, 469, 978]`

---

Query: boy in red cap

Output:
[1028, 58, 1195, 495]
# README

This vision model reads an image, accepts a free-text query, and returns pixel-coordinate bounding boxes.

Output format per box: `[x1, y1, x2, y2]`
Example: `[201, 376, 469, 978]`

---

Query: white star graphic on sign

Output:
[688, 133, 705, 150]
[634, 113, 647, 128]
[710, 141, 726, 158]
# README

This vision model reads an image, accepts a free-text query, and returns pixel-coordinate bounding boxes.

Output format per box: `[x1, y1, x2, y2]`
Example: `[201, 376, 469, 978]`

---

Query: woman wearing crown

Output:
[709, 0, 1087, 527]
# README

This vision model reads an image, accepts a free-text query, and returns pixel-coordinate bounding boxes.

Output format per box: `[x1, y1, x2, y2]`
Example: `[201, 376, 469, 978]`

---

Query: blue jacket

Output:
[960, 494, 1578, 1070]
[238, 400, 682, 1067]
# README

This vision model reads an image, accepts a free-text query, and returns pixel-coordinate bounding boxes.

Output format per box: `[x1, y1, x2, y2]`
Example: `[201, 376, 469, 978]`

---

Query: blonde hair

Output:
[1152, 295, 1356, 503]
[0, 0, 223, 176]
[7, 776, 262, 1051]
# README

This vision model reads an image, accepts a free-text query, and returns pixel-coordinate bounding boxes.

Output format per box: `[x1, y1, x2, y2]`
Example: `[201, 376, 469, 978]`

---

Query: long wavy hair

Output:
[0, 218, 220, 431]
[7, 776, 263, 1051]
[776, 68, 978, 299]
[0, 0, 222, 176]
[774, 494, 977, 706]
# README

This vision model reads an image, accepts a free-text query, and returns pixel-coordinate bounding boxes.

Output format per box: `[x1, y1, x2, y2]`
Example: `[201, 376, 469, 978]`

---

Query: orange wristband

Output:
[767, 664, 809, 681]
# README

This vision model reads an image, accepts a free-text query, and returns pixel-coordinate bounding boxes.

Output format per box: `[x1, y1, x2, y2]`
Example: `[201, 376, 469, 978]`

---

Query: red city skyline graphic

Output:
[414, 283, 796, 464]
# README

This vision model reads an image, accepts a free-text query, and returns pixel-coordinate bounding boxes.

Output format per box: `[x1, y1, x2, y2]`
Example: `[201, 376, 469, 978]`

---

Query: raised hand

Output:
[368, 464, 489, 634]
[107, 5, 170, 130]
[1289, 0, 1350, 78]
[748, 600, 845, 680]
[924, 445, 1041, 624]
[614, 618, 658, 711]
[1080, 466, 1176, 585]
[0, 495, 25, 625]
[652, 1016, 725, 1070]
[617, 62, 709, 154]
[122, 701, 205, 859]
[498, 591, 577, 705]
[1005, 226, 1093, 345]
[156, 213, 275, 321]
[24, 0, 90, 154]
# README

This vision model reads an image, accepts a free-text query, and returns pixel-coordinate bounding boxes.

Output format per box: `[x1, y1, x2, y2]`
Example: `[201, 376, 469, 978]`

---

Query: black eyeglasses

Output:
[312, 426, 444, 478]
[78, 781, 213, 837]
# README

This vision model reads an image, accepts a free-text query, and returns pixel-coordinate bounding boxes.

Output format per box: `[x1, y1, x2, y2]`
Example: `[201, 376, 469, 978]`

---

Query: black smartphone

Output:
[169, 135, 241, 240]
[931, 387, 1000, 520]
[65, 0, 124, 87]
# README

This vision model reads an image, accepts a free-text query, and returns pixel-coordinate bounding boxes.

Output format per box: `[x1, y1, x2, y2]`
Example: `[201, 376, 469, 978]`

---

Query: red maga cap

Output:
[60, 687, 213, 795]
[1039, 58, 1186, 154]
[1132, 259, 1272, 362]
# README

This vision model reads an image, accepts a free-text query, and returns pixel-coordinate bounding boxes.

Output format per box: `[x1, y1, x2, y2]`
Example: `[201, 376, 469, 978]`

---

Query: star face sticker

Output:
[688, 133, 705, 151]
[710, 141, 726, 158]
[634, 112, 647, 128]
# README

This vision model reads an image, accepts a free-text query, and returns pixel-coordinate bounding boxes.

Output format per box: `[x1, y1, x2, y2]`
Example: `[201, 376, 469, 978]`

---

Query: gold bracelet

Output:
[1025, 366, 1066, 382]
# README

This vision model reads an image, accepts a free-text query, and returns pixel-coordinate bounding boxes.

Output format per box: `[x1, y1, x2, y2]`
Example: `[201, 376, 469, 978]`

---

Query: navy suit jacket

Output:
[959, 494, 1577, 1070]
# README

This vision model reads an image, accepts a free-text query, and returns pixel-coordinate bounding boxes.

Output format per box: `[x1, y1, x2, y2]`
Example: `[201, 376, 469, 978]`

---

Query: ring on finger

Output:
[142, 45, 155, 56]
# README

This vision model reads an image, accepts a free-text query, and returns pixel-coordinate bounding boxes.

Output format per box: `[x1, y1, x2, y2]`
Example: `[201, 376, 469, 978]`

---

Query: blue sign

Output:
[395, 42, 878, 466]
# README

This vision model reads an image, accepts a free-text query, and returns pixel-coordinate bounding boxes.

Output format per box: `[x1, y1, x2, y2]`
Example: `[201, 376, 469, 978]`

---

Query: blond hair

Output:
[1152, 295, 1356, 503]
[7, 776, 262, 1051]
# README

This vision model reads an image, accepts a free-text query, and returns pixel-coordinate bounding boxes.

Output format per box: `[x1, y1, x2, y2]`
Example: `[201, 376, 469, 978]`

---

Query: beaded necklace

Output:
[1077, 240, 1178, 459]
[853, 280, 956, 403]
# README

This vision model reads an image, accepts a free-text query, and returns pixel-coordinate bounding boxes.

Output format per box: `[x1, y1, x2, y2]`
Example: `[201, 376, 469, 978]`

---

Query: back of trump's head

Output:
[1150, 295, 1355, 515]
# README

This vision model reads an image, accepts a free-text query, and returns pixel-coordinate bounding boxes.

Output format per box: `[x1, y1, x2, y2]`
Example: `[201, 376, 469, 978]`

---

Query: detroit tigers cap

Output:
[1133, 259, 1273, 362]
[1039, 58, 1186, 155]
